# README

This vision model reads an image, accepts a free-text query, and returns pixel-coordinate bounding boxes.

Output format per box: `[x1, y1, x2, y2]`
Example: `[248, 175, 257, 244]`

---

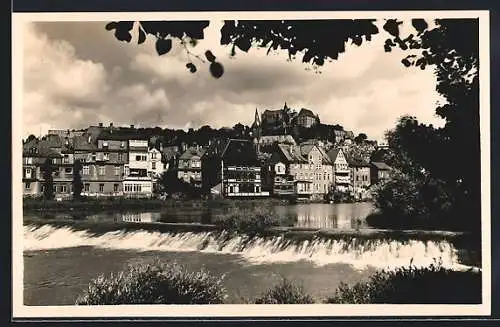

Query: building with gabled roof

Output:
[202, 138, 269, 198]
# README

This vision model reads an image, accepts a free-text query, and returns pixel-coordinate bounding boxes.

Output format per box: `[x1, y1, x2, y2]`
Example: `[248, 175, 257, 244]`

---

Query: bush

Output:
[213, 206, 294, 233]
[326, 263, 481, 304]
[253, 278, 314, 304]
[76, 261, 227, 305]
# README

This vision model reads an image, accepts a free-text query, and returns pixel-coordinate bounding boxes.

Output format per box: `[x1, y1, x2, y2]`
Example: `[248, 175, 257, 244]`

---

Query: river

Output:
[23, 202, 478, 305]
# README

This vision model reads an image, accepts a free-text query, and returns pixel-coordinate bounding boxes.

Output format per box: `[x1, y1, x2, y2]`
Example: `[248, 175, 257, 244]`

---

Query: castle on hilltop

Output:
[251, 102, 320, 138]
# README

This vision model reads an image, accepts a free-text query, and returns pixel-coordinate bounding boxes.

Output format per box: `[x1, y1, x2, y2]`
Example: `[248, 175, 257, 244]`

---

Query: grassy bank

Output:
[23, 197, 289, 213]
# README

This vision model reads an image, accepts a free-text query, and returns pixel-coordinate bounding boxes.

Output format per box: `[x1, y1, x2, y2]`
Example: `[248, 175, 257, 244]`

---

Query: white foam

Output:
[24, 224, 475, 271]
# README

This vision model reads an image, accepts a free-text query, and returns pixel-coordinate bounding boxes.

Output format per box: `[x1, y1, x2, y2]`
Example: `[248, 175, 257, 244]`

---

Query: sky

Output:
[22, 19, 446, 142]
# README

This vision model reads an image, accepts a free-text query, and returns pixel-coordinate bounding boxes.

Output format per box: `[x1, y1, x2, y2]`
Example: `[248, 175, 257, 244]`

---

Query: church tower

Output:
[251, 108, 261, 138]
[251, 108, 261, 153]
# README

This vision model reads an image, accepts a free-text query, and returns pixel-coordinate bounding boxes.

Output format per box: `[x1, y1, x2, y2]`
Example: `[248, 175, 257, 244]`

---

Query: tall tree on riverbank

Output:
[72, 159, 83, 200]
[41, 158, 55, 200]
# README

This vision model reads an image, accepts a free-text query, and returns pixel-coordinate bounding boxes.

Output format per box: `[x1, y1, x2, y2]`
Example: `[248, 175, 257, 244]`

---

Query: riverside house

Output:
[177, 145, 206, 188]
[272, 142, 333, 200]
[327, 147, 351, 193]
[22, 139, 62, 197]
[349, 160, 371, 200]
[202, 139, 269, 198]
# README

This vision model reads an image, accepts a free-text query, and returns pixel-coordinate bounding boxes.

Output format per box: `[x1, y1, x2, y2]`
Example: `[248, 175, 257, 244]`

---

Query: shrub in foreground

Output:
[326, 263, 481, 304]
[76, 261, 227, 305]
[253, 278, 314, 304]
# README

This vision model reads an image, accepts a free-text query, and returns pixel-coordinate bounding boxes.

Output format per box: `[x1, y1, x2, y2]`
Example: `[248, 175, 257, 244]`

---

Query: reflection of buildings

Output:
[120, 212, 160, 223]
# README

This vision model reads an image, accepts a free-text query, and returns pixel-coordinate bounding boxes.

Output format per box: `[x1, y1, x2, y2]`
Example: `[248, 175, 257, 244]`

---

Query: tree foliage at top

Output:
[105, 19, 379, 77]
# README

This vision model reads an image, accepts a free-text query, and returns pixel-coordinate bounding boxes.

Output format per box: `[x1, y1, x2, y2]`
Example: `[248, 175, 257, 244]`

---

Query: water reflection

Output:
[26, 203, 375, 230]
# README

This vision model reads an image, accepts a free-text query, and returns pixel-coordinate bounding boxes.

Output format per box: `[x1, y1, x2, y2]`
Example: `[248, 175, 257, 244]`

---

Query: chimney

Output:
[130, 124, 135, 129]
[98, 122, 103, 127]
[110, 122, 114, 127]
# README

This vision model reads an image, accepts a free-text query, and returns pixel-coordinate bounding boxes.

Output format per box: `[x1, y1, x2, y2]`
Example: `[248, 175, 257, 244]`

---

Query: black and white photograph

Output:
[12, 10, 491, 318]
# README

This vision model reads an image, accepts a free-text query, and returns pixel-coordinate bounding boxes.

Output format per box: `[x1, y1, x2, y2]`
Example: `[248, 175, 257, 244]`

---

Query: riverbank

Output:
[23, 197, 374, 213]
[22, 197, 290, 213]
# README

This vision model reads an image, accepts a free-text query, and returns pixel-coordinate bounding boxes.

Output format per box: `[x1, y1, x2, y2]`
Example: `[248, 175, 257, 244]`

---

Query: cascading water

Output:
[24, 224, 475, 271]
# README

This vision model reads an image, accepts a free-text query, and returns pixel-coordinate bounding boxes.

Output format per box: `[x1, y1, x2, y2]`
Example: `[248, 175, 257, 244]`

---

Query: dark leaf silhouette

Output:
[186, 62, 197, 73]
[105, 22, 117, 31]
[412, 19, 429, 34]
[383, 19, 402, 37]
[205, 50, 216, 62]
[235, 38, 252, 52]
[209, 62, 224, 78]
[156, 38, 172, 55]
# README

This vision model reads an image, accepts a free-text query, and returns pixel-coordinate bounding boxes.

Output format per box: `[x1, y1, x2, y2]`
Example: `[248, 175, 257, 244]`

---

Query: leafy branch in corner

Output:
[105, 20, 224, 78]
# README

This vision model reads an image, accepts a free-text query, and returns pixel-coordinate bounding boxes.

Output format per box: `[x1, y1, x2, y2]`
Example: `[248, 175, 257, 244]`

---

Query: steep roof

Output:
[179, 146, 206, 160]
[97, 129, 149, 141]
[221, 139, 260, 166]
[296, 108, 316, 118]
[72, 135, 98, 151]
[276, 144, 307, 164]
[23, 140, 62, 158]
[371, 161, 392, 170]
[327, 148, 341, 162]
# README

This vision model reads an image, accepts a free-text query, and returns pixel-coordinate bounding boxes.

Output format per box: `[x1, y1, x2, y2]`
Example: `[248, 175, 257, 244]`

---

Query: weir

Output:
[24, 223, 480, 272]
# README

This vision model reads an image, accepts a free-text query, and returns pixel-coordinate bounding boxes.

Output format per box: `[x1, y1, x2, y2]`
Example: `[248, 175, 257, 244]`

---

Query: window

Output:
[118, 153, 124, 161]
[120, 141, 125, 148]
[152, 152, 157, 159]
[99, 166, 106, 175]
[54, 170, 60, 177]
[25, 182, 31, 190]
[24, 157, 33, 165]
[24, 168, 32, 178]
[65, 167, 72, 174]
[103, 142, 109, 148]
[103, 153, 110, 160]
[63, 155, 69, 164]
[136, 155, 141, 161]
[113, 184, 119, 192]
[52, 158, 58, 164]
[99, 184, 104, 192]
[124, 166, 130, 176]
[61, 185, 67, 193]
[152, 162, 156, 170]
[83, 166, 90, 175]
[114, 166, 120, 176]
[91, 153, 96, 161]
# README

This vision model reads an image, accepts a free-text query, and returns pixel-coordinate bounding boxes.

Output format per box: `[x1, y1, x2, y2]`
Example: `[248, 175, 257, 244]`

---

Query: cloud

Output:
[22, 19, 446, 142]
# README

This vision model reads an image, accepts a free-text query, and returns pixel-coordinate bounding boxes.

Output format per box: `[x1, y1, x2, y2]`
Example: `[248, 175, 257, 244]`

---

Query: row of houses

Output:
[22, 125, 168, 199]
[22, 124, 391, 200]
